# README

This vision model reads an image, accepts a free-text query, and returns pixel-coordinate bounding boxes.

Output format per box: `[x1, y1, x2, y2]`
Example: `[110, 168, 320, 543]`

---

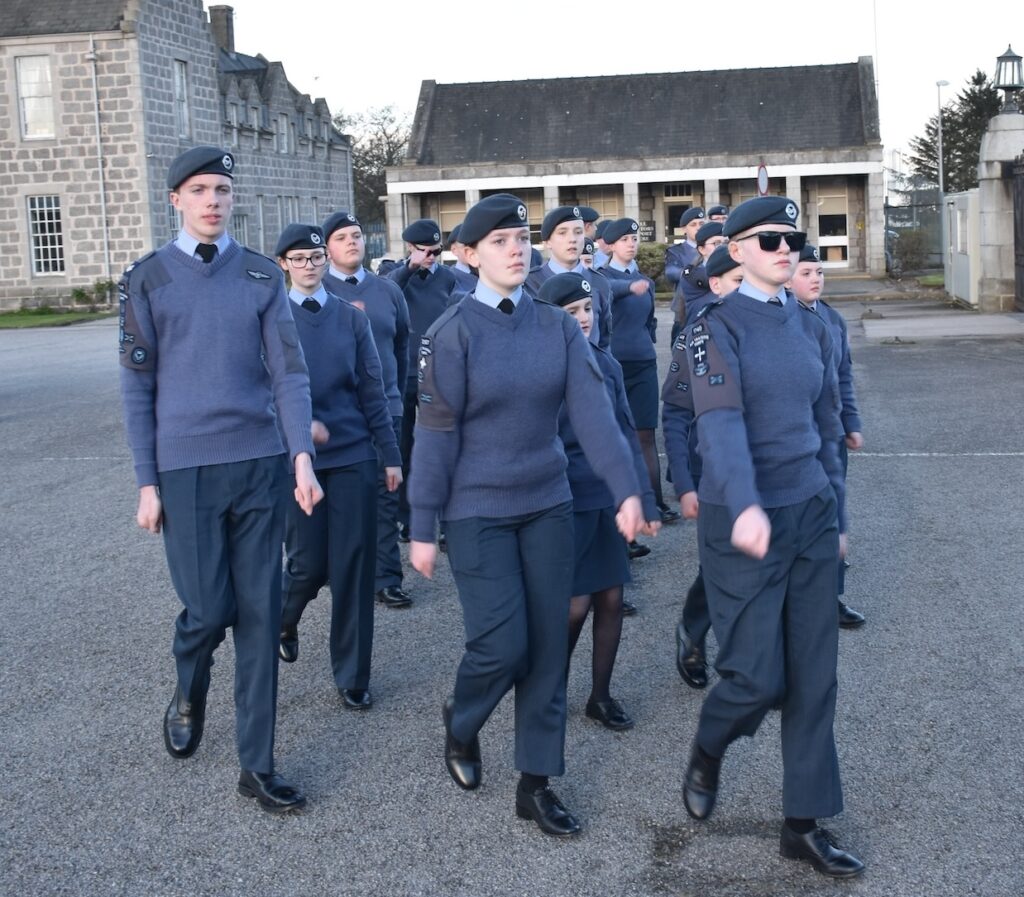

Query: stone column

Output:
[703, 178, 720, 210]
[865, 171, 886, 276]
[385, 193, 405, 257]
[464, 188, 480, 207]
[785, 174, 802, 209]
[543, 185, 559, 211]
[622, 181, 640, 220]
[976, 112, 1024, 312]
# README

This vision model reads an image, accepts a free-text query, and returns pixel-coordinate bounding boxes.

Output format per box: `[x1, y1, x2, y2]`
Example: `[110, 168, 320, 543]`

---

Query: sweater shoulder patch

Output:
[686, 325, 742, 415]
[118, 252, 161, 370]
[693, 298, 723, 321]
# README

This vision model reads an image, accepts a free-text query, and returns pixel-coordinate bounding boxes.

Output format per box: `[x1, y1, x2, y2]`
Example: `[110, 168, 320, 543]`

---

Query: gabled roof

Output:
[407, 59, 880, 167]
[1, 0, 126, 37]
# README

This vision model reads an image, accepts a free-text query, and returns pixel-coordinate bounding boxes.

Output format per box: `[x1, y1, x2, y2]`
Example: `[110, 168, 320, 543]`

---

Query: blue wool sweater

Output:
[660, 293, 845, 527]
[451, 263, 478, 292]
[599, 264, 657, 362]
[666, 241, 700, 311]
[525, 261, 613, 350]
[389, 262, 461, 392]
[806, 300, 863, 435]
[560, 344, 658, 519]
[408, 294, 638, 542]
[119, 240, 314, 487]
[290, 293, 400, 471]
[323, 268, 410, 417]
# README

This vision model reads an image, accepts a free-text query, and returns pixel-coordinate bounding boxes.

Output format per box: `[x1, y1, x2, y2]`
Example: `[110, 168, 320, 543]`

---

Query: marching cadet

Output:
[600, 218, 679, 526]
[668, 196, 864, 878]
[119, 146, 321, 813]
[407, 194, 645, 837]
[675, 221, 729, 334]
[388, 219, 461, 541]
[664, 243, 743, 690]
[276, 224, 403, 710]
[666, 207, 706, 345]
[579, 205, 601, 241]
[526, 205, 612, 349]
[707, 204, 729, 222]
[789, 243, 866, 629]
[593, 220, 612, 269]
[447, 223, 478, 292]
[580, 237, 597, 269]
[539, 273, 661, 732]
[320, 210, 413, 611]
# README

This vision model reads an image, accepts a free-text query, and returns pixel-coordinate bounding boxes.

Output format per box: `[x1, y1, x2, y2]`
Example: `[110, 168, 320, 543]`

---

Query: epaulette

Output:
[693, 298, 723, 321]
[241, 246, 280, 282]
[120, 250, 157, 283]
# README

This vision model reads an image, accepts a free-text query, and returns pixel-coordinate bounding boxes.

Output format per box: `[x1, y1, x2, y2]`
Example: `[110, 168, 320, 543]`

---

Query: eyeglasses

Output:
[285, 252, 328, 269]
[414, 245, 444, 257]
[734, 231, 807, 252]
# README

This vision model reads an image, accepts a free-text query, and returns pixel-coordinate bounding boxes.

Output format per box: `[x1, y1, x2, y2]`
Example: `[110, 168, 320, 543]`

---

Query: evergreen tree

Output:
[907, 70, 1001, 192]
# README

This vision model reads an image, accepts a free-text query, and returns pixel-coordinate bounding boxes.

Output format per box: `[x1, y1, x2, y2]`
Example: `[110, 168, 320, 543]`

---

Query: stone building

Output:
[0, 1, 352, 310]
[386, 60, 885, 274]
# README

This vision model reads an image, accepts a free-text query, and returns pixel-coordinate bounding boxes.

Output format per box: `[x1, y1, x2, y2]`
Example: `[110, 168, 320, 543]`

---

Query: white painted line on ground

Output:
[854, 451, 1024, 458]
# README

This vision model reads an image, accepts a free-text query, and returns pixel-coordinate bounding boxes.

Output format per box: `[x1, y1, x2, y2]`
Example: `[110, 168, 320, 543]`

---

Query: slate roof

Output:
[1, 0, 127, 37]
[407, 60, 880, 167]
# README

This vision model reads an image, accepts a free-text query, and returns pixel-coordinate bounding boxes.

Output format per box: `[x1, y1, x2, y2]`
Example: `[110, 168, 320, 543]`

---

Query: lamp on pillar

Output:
[994, 45, 1023, 113]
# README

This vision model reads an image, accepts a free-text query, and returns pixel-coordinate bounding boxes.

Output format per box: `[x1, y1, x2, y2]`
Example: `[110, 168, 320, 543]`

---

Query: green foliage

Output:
[907, 70, 1001, 192]
[636, 242, 667, 281]
[893, 229, 930, 271]
[71, 287, 91, 305]
[93, 280, 116, 303]
[333, 106, 411, 225]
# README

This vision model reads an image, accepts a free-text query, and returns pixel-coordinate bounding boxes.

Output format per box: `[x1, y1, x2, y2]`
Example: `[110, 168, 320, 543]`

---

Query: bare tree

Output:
[334, 106, 411, 224]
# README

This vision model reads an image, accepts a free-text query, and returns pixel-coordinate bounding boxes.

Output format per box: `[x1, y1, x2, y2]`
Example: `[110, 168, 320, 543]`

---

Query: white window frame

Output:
[277, 113, 289, 154]
[27, 195, 65, 275]
[16, 55, 55, 140]
[173, 60, 191, 138]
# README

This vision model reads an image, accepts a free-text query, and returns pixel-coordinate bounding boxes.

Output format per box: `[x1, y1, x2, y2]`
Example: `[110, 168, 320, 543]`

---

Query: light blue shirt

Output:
[546, 258, 584, 276]
[175, 230, 232, 259]
[289, 284, 328, 309]
[608, 259, 640, 274]
[330, 265, 365, 283]
[454, 261, 473, 274]
[594, 249, 610, 269]
[738, 280, 787, 305]
[474, 281, 523, 310]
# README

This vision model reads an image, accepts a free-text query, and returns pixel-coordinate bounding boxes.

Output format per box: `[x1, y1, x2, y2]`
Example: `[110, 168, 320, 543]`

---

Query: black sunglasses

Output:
[734, 231, 807, 252]
[414, 245, 444, 257]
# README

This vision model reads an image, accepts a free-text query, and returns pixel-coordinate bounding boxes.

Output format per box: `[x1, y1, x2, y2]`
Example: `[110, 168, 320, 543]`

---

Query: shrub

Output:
[893, 229, 929, 272]
[71, 287, 92, 305]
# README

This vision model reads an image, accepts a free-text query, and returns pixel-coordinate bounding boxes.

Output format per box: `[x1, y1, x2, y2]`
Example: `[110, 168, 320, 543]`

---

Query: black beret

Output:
[448, 223, 463, 246]
[402, 219, 442, 245]
[167, 146, 234, 190]
[581, 238, 596, 256]
[540, 205, 584, 240]
[275, 224, 325, 257]
[680, 207, 706, 227]
[695, 221, 724, 246]
[722, 196, 800, 237]
[798, 243, 822, 264]
[708, 204, 729, 218]
[595, 220, 611, 240]
[322, 210, 361, 239]
[705, 244, 740, 278]
[602, 218, 640, 243]
[459, 194, 529, 245]
[537, 272, 595, 308]
[578, 206, 600, 223]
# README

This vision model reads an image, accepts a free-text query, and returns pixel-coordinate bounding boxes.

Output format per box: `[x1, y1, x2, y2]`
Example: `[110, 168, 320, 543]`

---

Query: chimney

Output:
[209, 5, 235, 54]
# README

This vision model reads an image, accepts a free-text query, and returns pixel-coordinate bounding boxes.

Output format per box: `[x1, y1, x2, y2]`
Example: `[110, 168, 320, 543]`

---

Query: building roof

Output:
[407, 59, 880, 167]
[1, 0, 126, 37]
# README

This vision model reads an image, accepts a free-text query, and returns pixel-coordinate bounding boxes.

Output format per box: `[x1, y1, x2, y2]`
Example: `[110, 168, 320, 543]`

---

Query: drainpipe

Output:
[85, 35, 112, 290]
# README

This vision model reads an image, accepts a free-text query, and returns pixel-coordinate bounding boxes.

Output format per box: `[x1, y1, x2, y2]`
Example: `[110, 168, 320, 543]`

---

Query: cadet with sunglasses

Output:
[388, 220, 461, 541]
[667, 196, 864, 878]
[119, 146, 321, 813]
[321, 211, 413, 610]
[276, 224, 402, 710]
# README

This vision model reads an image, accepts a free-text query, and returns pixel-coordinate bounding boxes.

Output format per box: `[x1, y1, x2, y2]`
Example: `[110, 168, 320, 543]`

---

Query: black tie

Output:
[345, 276, 358, 285]
[498, 298, 516, 315]
[301, 298, 320, 313]
[196, 243, 218, 264]
[768, 297, 783, 306]
[417, 269, 430, 280]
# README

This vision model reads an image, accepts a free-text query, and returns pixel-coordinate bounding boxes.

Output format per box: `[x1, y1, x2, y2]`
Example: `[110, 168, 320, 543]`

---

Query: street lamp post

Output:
[936, 80, 949, 273]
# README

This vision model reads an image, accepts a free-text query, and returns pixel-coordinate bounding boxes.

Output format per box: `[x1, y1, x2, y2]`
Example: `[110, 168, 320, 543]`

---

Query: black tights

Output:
[636, 429, 664, 506]
[567, 586, 624, 703]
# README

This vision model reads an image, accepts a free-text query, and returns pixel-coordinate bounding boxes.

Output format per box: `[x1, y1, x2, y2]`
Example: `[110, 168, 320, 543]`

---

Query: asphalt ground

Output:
[1, 308, 1022, 897]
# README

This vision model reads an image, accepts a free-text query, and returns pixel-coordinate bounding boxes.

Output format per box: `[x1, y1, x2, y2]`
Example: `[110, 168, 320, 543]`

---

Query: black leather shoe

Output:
[675, 623, 708, 689]
[443, 698, 481, 790]
[279, 625, 298, 663]
[780, 824, 865, 878]
[658, 502, 681, 524]
[683, 742, 720, 820]
[585, 698, 634, 731]
[838, 600, 866, 629]
[438, 532, 448, 553]
[627, 540, 650, 559]
[398, 522, 411, 543]
[237, 770, 306, 814]
[622, 597, 638, 616]
[339, 688, 373, 709]
[515, 784, 581, 837]
[375, 586, 413, 609]
[842, 557, 851, 568]
[163, 685, 205, 759]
